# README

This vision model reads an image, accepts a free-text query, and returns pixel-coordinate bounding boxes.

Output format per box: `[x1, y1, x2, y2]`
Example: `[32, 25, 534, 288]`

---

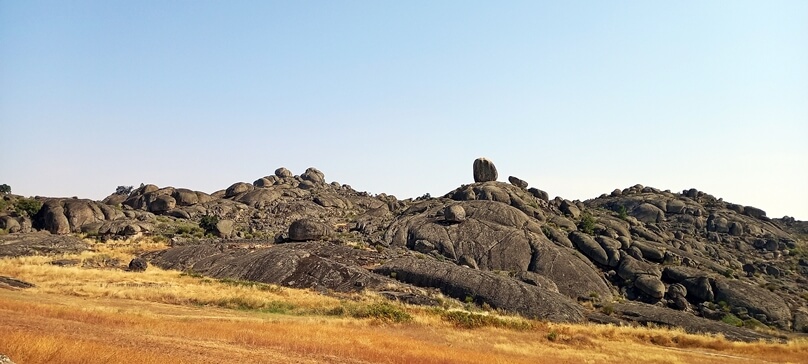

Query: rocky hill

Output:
[1, 159, 807, 341]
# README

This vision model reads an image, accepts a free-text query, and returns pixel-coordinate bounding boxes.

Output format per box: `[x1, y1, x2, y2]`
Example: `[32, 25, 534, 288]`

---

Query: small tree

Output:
[14, 198, 42, 217]
[199, 214, 219, 235]
[0, 184, 10, 194]
[115, 185, 134, 195]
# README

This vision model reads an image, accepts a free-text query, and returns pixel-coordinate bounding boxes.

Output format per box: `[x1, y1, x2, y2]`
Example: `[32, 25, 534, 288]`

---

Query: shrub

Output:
[578, 213, 596, 235]
[0, 184, 10, 194]
[14, 198, 42, 217]
[616, 205, 628, 220]
[199, 215, 219, 235]
[442, 310, 532, 330]
[114, 185, 133, 195]
[546, 330, 558, 341]
[340, 302, 412, 323]
[721, 313, 743, 327]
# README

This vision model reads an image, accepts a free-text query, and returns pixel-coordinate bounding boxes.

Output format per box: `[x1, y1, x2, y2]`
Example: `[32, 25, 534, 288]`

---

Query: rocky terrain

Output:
[2, 158, 807, 341]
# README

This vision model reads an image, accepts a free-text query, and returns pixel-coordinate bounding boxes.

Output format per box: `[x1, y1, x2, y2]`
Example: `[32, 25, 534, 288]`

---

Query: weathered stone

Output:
[528, 187, 549, 201]
[301, 167, 326, 184]
[508, 176, 528, 189]
[148, 195, 176, 213]
[128, 257, 147, 272]
[288, 219, 331, 242]
[793, 308, 808, 333]
[634, 275, 665, 299]
[744, 206, 767, 219]
[631, 203, 665, 224]
[215, 219, 235, 238]
[225, 182, 254, 198]
[444, 204, 466, 223]
[275, 167, 293, 178]
[666, 199, 687, 214]
[560, 200, 581, 219]
[472, 158, 498, 182]
[376, 257, 585, 323]
[569, 231, 608, 266]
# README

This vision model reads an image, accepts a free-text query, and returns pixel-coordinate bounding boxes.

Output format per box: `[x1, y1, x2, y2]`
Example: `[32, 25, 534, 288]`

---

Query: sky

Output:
[1, 1, 807, 219]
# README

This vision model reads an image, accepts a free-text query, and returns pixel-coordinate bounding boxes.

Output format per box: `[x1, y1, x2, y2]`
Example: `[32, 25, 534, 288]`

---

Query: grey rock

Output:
[713, 278, 791, 329]
[225, 182, 254, 198]
[569, 231, 608, 266]
[634, 275, 665, 299]
[275, 167, 293, 178]
[744, 206, 767, 219]
[793, 308, 808, 333]
[288, 219, 331, 242]
[215, 219, 235, 238]
[444, 204, 466, 223]
[301, 167, 326, 184]
[508, 176, 528, 189]
[631, 203, 665, 224]
[472, 157, 498, 182]
[528, 187, 549, 201]
[376, 257, 585, 323]
[560, 200, 581, 219]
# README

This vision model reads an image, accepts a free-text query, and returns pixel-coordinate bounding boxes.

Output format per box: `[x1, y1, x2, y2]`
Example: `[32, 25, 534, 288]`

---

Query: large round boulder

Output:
[473, 157, 498, 182]
[288, 219, 331, 242]
[301, 167, 326, 184]
[275, 167, 293, 178]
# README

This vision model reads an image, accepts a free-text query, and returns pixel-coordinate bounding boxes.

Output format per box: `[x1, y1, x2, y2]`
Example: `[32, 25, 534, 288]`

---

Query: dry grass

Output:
[1, 236, 807, 364]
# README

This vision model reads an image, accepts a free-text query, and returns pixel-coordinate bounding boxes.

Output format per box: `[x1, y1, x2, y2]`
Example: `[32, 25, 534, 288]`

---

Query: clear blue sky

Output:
[2, 1, 807, 219]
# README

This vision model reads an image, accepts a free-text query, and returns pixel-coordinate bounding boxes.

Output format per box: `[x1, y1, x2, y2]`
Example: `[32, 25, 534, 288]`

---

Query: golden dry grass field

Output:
[1, 237, 807, 364]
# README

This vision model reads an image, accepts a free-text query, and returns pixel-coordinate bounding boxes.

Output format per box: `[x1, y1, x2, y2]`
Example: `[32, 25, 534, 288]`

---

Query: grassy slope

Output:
[1, 237, 806, 364]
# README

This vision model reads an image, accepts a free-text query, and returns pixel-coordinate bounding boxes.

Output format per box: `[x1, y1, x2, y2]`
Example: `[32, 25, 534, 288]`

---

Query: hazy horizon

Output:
[2, 1, 806, 219]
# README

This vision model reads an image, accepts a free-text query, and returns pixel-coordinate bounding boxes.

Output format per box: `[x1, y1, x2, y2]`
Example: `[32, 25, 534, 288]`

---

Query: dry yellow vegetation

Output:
[1, 236, 807, 364]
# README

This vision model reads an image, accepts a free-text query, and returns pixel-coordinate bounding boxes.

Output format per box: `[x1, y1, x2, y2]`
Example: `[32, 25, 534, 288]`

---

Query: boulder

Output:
[288, 219, 331, 242]
[472, 158, 498, 182]
[128, 257, 147, 272]
[527, 187, 549, 201]
[529, 237, 613, 300]
[301, 167, 326, 184]
[793, 308, 808, 333]
[172, 189, 200, 206]
[666, 199, 687, 214]
[148, 195, 176, 213]
[682, 277, 714, 302]
[36, 200, 70, 234]
[631, 203, 665, 224]
[225, 182, 254, 198]
[0, 216, 21, 233]
[713, 278, 791, 329]
[508, 176, 528, 189]
[560, 200, 581, 219]
[215, 219, 235, 238]
[375, 257, 585, 323]
[667, 283, 690, 310]
[617, 255, 660, 281]
[443, 204, 466, 223]
[541, 225, 573, 248]
[634, 275, 665, 299]
[386, 200, 539, 272]
[275, 167, 293, 178]
[744, 206, 767, 219]
[568, 231, 608, 266]
[595, 236, 621, 267]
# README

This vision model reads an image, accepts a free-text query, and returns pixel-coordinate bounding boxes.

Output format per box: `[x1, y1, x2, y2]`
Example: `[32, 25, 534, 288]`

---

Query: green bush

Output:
[199, 215, 219, 235]
[0, 184, 10, 194]
[441, 310, 533, 330]
[578, 213, 596, 235]
[14, 198, 42, 217]
[350, 302, 412, 323]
